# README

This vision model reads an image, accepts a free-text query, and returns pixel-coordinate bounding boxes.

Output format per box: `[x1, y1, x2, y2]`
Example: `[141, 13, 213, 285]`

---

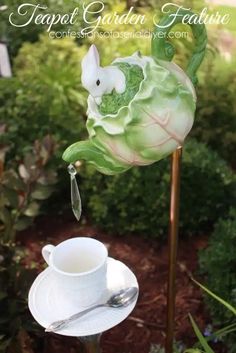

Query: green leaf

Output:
[38, 170, 57, 185]
[200, 322, 236, 344]
[14, 217, 33, 231]
[2, 188, 19, 209]
[23, 202, 40, 217]
[192, 278, 236, 316]
[2, 170, 26, 191]
[23, 153, 36, 172]
[213, 322, 236, 338]
[0, 207, 12, 225]
[31, 185, 53, 200]
[189, 314, 214, 353]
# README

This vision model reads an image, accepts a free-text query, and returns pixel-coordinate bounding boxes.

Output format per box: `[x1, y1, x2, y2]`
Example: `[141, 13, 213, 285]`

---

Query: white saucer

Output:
[28, 257, 138, 336]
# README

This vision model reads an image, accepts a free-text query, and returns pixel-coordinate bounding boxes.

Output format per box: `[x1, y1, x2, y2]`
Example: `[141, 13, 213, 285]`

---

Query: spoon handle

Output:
[68, 303, 105, 322]
[46, 303, 105, 332]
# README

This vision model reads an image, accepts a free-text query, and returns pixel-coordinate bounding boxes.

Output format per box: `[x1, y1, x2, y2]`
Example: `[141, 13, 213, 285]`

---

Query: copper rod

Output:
[165, 147, 182, 353]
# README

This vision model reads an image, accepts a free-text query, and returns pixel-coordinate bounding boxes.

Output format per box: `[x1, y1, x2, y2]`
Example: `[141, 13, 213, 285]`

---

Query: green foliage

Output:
[192, 56, 236, 166]
[0, 35, 90, 222]
[0, 36, 88, 161]
[179, 140, 235, 232]
[188, 314, 214, 353]
[0, 243, 39, 353]
[186, 280, 236, 353]
[0, 0, 87, 58]
[199, 209, 236, 352]
[80, 158, 170, 236]
[148, 282, 236, 353]
[80, 139, 235, 237]
[214, 5, 236, 35]
[0, 0, 43, 58]
[13, 34, 87, 135]
[0, 130, 57, 243]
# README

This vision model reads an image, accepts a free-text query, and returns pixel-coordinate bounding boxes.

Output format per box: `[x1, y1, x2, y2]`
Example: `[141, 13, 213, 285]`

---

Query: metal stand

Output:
[165, 147, 182, 353]
[79, 334, 102, 353]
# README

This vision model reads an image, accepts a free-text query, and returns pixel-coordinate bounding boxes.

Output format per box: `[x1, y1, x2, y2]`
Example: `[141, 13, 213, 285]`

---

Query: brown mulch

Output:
[19, 216, 225, 353]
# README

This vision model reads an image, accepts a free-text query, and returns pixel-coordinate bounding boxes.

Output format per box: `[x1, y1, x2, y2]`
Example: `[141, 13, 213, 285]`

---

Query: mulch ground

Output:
[19, 216, 226, 353]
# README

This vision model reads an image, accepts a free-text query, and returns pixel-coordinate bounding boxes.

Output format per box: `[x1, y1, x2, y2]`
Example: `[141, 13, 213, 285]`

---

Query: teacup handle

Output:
[42, 244, 55, 265]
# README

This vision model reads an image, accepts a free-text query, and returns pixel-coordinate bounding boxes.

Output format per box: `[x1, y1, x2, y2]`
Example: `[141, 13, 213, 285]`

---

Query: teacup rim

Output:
[49, 236, 108, 277]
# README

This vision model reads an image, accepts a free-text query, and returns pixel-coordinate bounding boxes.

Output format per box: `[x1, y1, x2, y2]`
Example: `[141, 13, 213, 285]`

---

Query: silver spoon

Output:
[45, 286, 138, 333]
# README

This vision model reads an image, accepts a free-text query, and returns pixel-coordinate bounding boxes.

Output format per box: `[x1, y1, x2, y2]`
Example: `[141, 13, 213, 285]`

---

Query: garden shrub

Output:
[13, 34, 88, 133]
[179, 139, 235, 233]
[0, 0, 88, 58]
[199, 208, 236, 352]
[80, 139, 235, 237]
[0, 78, 46, 159]
[0, 36, 88, 161]
[0, 36, 89, 219]
[0, 243, 39, 353]
[0, 130, 58, 243]
[192, 56, 236, 166]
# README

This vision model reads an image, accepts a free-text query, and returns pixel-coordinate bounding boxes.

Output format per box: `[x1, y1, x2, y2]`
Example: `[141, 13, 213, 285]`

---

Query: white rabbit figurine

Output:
[81, 44, 126, 105]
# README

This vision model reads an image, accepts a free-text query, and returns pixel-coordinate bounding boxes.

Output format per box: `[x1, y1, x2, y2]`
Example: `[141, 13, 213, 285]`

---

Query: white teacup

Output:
[42, 237, 108, 307]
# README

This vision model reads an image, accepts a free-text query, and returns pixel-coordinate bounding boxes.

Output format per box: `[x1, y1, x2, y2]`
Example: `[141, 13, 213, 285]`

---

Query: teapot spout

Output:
[62, 140, 130, 175]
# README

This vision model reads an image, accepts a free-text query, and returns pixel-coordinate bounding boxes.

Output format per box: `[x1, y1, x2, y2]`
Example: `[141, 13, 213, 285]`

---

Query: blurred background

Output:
[0, 0, 235, 352]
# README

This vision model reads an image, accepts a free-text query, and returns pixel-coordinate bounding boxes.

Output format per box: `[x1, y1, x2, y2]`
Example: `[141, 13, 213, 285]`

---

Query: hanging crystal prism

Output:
[67, 164, 82, 221]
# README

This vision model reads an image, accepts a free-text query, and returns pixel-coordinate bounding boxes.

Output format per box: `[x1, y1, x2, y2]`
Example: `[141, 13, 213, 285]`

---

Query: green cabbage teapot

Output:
[63, 9, 207, 175]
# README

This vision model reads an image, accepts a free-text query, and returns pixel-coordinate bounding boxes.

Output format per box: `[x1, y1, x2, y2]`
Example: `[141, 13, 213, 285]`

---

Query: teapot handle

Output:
[151, 9, 207, 86]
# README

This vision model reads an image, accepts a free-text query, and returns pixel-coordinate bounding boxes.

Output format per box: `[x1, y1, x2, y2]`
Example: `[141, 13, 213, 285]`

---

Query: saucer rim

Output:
[28, 257, 139, 336]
